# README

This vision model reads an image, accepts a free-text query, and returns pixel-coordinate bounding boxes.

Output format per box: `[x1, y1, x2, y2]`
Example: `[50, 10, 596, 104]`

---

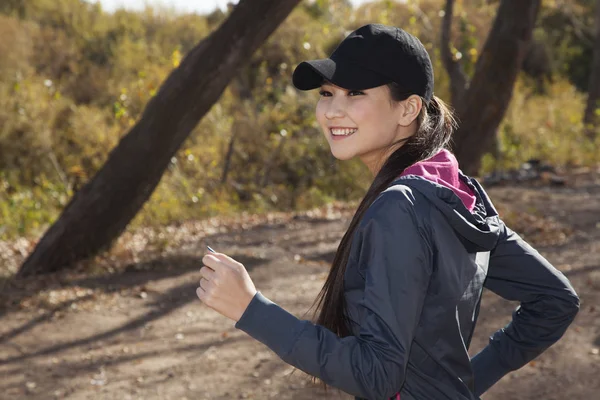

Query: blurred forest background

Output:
[0, 0, 598, 242]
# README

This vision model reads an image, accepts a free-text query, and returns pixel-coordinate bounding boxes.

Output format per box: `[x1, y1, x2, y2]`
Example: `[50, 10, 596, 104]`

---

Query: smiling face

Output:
[315, 82, 421, 176]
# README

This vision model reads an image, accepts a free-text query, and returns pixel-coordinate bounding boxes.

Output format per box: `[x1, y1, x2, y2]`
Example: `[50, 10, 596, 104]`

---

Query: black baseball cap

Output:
[292, 24, 434, 102]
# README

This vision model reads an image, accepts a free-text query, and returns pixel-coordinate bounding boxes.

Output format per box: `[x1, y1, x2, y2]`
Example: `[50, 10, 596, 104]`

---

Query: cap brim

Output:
[292, 58, 391, 91]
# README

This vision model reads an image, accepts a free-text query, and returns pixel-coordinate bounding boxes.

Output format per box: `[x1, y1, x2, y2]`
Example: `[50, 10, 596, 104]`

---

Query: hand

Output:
[196, 252, 258, 322]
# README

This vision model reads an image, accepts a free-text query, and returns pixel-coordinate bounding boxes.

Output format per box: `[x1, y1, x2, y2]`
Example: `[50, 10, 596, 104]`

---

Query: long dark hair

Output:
[308, 82, 457, 387]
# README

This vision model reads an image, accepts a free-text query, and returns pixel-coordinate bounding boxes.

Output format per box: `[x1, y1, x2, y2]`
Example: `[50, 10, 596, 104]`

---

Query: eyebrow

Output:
[320, 82, 349, 90]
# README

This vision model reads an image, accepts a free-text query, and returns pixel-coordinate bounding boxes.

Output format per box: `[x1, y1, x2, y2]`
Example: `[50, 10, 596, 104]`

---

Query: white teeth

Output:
[331, 128, 357, 136]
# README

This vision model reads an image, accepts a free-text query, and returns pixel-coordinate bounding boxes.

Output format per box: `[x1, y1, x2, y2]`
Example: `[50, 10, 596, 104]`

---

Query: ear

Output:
[397, 95, 423, 127]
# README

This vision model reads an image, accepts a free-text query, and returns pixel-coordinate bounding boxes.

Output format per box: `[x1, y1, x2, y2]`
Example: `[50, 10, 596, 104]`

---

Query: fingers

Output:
[217, 253, 243, 268]
[202, 254, 220, 269]
[200, 265, 216, 280]
[196, 285, 205, 300]
[198, 260, 217, 293]
[202, 253, 243, 271]
[197, 276, 214, 304]
[198, 276, 214, 295]
[198, 254, 222, 303]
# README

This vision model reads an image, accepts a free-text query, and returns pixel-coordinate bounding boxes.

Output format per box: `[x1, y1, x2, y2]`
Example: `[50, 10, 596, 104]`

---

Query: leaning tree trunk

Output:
[17, 0, 302, 277]
[442, 0, 541, 175]
[584, 0, 600, 138]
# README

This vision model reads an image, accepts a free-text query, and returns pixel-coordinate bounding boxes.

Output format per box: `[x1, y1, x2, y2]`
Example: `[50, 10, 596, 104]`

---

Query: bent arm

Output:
[235, 194, 431, 399]
[471, 222, 580, 396]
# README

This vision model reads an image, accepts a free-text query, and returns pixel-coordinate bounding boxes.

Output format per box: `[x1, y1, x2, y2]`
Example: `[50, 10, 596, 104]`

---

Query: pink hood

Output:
[400, 149, 476, 212]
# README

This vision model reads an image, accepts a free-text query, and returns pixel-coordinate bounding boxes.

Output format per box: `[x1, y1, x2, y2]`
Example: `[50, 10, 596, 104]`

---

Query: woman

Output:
[195, 24, 580, 400]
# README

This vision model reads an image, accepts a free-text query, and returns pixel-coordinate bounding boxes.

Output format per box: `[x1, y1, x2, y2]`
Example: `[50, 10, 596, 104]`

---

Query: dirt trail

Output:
[1, 173, 599, 400]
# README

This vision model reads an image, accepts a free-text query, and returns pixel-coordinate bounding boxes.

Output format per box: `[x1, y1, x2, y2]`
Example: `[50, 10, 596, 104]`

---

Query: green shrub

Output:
[0, 0, 598, 241]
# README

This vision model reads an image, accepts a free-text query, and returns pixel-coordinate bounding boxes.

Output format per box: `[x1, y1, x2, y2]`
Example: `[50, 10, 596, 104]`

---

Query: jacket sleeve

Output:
[470, 221, 580, 396]
[234, 193, 432, 400]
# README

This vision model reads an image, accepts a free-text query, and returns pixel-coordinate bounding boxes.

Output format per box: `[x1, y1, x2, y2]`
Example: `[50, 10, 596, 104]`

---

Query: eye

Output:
[318, 90, 332, 97]
[348, 90, 364, 96]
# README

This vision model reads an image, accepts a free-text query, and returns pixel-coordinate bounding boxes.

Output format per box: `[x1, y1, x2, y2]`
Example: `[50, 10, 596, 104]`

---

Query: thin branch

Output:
[410, 3, 434, 43]
[557, 0, 594, 47]
[584, 0, 600, 137]
[47, 149, 70, 191]
[440, 0, 468, 107]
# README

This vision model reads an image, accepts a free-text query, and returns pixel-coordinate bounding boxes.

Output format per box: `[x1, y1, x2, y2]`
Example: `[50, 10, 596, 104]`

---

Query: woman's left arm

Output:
[469, 221, 580, 396]
[199, 193, 432, 400]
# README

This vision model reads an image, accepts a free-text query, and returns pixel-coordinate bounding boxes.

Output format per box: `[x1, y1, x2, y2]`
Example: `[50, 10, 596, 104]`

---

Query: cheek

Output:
[348, 102, 372, 129]
[356, 103, 392, 133]
[315, 101, 327, 127]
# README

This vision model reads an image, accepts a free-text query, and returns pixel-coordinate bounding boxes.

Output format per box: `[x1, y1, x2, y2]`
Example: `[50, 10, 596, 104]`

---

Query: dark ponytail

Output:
[307, 83, 457, 387]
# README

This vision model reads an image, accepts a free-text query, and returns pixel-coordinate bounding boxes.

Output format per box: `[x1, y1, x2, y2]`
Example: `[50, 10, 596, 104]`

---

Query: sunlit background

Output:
[91, 0, 378, 14]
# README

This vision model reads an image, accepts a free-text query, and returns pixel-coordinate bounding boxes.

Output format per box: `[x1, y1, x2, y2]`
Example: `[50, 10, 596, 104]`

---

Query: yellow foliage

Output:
[172, 48, 182, 68]
[489, 77, 598, 172]
[0, 0, 597, 241]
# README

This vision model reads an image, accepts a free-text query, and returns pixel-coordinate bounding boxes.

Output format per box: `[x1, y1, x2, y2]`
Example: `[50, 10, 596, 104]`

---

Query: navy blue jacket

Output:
[234, 174, 580, 400]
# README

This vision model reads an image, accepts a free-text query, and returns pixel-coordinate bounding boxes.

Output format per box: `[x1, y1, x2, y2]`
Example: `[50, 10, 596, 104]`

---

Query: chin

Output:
[330, 150, 355, 161]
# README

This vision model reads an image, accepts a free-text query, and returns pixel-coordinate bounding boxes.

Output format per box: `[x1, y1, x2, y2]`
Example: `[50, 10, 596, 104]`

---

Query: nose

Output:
[324, 96, 346, 120]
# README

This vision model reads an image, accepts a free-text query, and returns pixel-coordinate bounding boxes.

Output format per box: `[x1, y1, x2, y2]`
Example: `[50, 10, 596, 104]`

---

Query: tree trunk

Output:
[17, 0, 302, 277]
[440, 0, 468, 107]
[442, 0, 541, 175]
[259, 136, 287, 188]
[221, 131, 237, 185]
[584, 0, 600, 138]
